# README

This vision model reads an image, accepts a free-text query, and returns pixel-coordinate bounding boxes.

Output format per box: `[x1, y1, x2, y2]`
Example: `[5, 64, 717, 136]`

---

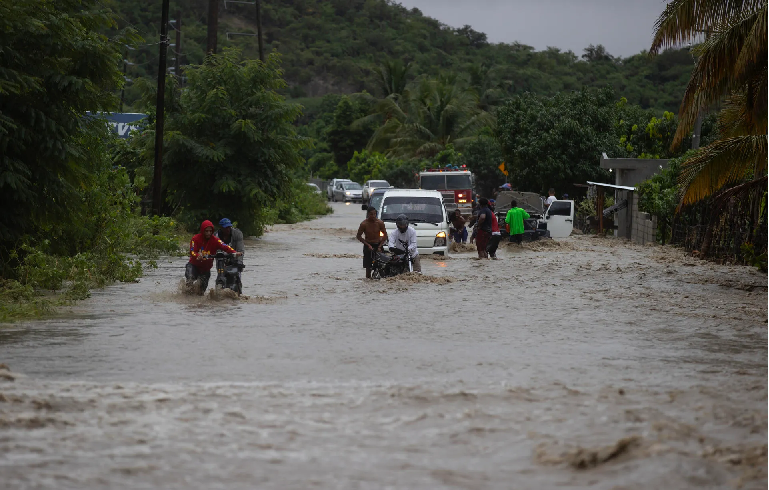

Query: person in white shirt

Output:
[544, 188, 557, 209]
[388, 214, 421, 273]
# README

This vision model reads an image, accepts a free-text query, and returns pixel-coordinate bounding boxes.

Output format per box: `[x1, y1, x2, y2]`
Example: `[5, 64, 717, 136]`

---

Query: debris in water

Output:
[303, 253, 362, 259]
[0, 364, 14, 382]
[383, 273, 456, 285]
[209, 288, 239, 301]
[449, 242, 476, 253]
[535, 435, 642, 469]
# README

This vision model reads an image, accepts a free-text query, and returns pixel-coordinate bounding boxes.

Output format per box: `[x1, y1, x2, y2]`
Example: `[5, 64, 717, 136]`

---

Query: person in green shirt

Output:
[505, 200, 530, 244]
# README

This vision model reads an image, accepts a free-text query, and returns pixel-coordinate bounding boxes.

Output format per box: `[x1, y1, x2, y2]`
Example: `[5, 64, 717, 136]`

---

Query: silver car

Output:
[332, 181, 363, 202]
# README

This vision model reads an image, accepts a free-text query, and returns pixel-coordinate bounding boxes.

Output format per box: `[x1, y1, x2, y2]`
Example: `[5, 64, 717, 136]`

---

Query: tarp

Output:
[87, 112, 147, 139]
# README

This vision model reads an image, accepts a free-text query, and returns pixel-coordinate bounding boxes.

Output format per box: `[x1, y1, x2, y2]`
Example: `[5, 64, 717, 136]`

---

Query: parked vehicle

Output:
[494, 191, 574, 239]
[494, 191, 549, 241]
[361, 187, 390, 211]
[306, 182, 322, 194]
[370, 239, 413, 279]
[332, 181, 363, 202]
[542, 200, 575, 238]
[375, 189, 449, 256]
[362, 180, 391, 200]
[419, 167, 474, 214]
[213, 250, 244, 295]
[326, 178, 351, 201]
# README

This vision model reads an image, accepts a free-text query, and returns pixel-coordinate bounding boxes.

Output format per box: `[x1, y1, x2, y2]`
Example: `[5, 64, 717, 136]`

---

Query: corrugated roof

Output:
[586, 181, 636, 191]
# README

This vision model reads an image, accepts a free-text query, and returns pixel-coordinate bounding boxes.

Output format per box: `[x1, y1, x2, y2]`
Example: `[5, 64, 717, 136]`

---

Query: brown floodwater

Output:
[0, 202, 766, 489]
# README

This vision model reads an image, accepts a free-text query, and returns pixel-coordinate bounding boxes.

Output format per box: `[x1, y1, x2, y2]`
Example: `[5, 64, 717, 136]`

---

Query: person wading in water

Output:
[356, 206, 387, 279]
[186, 220, 242, 294]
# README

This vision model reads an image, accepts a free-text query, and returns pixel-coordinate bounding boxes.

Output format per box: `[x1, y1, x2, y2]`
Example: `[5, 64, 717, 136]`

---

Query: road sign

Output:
[498, 162, 508, 176]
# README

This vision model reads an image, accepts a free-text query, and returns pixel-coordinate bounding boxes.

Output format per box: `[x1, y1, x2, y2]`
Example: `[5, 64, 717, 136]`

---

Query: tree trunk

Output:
[206, 0, 218, 54]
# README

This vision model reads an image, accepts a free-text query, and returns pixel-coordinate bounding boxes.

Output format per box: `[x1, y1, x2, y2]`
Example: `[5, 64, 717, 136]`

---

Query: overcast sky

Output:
[396, 0, 670, 58]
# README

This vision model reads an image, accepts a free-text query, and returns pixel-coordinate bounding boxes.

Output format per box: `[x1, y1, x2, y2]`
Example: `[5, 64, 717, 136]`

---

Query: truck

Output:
[418, 167, 474, 214]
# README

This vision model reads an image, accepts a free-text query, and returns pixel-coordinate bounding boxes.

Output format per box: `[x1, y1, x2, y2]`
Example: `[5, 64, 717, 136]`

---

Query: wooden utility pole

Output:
[207, 0, 219, 54]
[152, 0, 171, 216]
[174, 11, 182, 84]
[255, 0, 264, 61]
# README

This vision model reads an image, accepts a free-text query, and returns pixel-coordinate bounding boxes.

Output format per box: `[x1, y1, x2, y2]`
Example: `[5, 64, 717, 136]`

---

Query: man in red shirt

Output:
[186, 220, 242, 294]
[486, 199, 502, 259]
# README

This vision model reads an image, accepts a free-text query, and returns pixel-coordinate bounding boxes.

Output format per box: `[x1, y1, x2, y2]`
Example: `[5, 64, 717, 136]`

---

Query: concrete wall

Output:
[629, 192, 657, 245]
[600, 155, 669, 188]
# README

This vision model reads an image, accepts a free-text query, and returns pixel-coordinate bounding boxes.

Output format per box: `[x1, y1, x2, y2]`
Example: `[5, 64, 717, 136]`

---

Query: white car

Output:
[361, 180, 391, 200]
[376, 189, 450, 256]
[326, 178, 351, 201]
[306, 182, 322, 194]
[332, 181, 363, 202]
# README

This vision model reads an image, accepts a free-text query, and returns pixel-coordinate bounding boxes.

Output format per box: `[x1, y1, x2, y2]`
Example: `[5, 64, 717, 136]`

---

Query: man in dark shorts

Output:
[472, 198, 493, 259]
[356, 206, 388, 279]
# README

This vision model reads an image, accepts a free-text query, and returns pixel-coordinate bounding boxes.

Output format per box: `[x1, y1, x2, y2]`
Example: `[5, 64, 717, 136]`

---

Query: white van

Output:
[376, 189, 450, 256]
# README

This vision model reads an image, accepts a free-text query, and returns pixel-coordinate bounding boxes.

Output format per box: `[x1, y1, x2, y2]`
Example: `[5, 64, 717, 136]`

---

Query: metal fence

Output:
[671, 184, 767, 264]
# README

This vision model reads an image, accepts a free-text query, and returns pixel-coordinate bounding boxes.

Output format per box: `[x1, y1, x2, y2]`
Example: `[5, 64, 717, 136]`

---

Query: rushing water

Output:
[1, 202, 766, 489]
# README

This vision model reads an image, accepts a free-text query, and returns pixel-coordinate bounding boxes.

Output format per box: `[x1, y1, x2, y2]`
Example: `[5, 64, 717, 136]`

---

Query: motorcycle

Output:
[214, 250, 244, 295]
[370, 239, 413, 279]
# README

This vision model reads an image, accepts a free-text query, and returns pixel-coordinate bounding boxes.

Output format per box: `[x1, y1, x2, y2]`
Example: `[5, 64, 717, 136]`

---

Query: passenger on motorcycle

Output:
[215, 218, 244, 263]
[388, 214, 421, 273]
[186, 220, 242, 294]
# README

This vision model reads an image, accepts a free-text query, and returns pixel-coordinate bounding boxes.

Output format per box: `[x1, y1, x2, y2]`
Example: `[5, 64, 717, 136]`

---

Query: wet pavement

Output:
[0, 201, 766, 489]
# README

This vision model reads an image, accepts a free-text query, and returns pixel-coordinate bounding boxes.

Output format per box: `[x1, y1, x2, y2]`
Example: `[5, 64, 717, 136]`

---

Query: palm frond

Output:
[678, 135, 768, 206]
[672, 7, 765, 147]
[650, 0, 764, 54]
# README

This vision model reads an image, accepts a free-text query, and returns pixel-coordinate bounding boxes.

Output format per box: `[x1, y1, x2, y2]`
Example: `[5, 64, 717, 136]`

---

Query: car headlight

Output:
[345, 192, 350, 195]
[380, 231, 385, 237]
[457, 193, 463, 197]
[436, 231, 446, 238]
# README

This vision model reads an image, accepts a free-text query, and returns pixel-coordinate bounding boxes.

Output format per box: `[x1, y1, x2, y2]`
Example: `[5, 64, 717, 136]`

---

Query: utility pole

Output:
[120, 59, 128, 112]
[255, 0, 264, 62]
[153, 0, 171, 216]
[175, 11, 182, 84]
[207, 0, 219, 54]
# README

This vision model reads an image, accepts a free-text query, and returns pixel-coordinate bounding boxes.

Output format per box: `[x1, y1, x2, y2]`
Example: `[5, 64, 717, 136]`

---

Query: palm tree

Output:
[650, 0, 767, 255]
[361, 75, 493, 159]
[372, 59, 412, 99]
[650, 0, 767, 206]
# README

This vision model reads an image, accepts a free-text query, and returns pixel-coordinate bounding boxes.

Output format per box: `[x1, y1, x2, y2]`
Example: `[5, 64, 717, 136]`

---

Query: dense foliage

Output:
[110, 0, 695, 114]
[0, 0, 127, 246]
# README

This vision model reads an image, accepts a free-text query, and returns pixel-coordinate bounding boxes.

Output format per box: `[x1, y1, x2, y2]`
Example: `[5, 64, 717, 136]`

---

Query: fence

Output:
[672, 184, 767, 264]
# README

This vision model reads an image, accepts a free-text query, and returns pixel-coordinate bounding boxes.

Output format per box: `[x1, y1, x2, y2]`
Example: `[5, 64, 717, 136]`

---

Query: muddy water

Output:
[1, 202, 766, 489]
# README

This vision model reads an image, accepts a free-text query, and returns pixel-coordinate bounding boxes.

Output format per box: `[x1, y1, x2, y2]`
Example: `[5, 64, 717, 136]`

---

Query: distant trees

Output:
[158, 50, 309, 234]
[364, 75, 493, 159]
[496, 87, 616, 195]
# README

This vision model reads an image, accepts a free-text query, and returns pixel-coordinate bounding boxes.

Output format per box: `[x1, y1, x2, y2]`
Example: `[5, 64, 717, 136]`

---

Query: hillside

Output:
[110, 0, 693, 113]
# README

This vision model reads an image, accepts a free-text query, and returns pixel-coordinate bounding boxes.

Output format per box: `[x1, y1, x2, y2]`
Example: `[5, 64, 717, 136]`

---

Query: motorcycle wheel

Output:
[371, 268, 381, 280]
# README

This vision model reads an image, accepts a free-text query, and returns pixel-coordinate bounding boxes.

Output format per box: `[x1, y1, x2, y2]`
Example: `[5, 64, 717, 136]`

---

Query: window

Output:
[548, 201, 572, 216]
[420, 175, 445, 190]
[343, 182, 362, 190]
[445, 175, 472, 190]
[370, 181, 389, 187]
[381, 196, 444, 223]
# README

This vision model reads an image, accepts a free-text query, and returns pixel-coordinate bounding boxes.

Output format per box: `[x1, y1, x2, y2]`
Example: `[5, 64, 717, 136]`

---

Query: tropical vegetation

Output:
[647, 0, 767, 259]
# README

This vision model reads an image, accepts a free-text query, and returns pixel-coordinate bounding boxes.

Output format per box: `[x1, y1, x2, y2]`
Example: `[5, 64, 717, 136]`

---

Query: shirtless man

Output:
[356, 206, 388, 279]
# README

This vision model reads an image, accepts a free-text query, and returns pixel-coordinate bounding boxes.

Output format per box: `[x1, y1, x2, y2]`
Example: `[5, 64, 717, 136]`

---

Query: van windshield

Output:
[370, 193, 384, 211]
[381, 196, 444, 223]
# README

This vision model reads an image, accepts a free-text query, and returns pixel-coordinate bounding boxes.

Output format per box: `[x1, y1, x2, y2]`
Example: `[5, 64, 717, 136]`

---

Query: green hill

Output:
[111, 0, 692, 113]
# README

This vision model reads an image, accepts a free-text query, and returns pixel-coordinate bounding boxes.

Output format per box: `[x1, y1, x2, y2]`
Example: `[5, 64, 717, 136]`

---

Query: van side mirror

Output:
[361, 204, 368, 210]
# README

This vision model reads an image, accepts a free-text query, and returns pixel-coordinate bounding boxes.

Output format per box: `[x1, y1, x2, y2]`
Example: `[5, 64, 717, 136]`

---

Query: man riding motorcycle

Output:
[387, 214, 421, 273]
[186, 220, 242, 294]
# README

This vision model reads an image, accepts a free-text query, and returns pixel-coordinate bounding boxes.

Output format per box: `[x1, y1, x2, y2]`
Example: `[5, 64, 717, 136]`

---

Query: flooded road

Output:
[1, 202, 766, 489]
